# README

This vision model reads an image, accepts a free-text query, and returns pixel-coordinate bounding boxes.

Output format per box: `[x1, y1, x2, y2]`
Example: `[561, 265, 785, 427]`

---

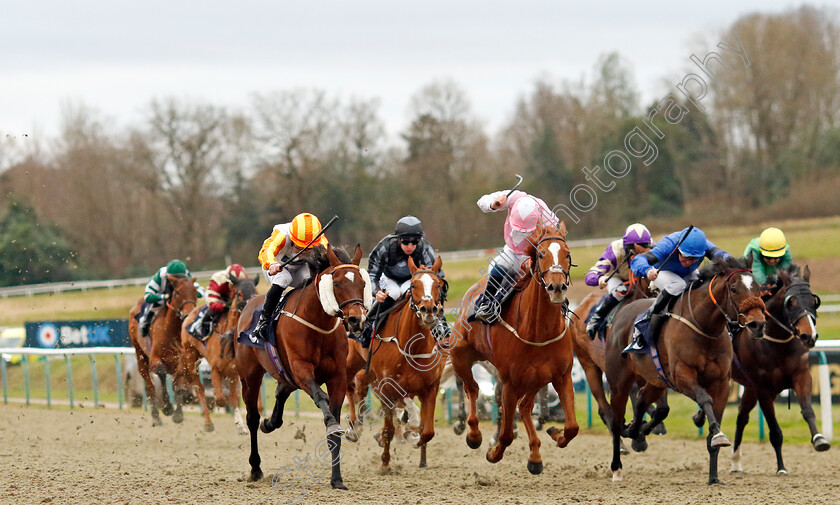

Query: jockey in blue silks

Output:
[623, 226, 730, 354]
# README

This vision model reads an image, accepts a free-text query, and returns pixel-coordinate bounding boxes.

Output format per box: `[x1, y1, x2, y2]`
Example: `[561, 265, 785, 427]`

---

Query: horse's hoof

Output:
[813, 434, 830, 452]
[326, 423, 344, 436]
[344, 431, 359, 443]
[204, 424, 215, 433]
[260, 419, 273, 434]
[172, 411, 183, 424]
[162, 404, 174, 416]
[374, 432, 385, 448]
[237, 426, 248, 436]
[466, 434, 482, 450]
[419, 460, 427, 468]
[489, 435, 499, 447]
[777, 468, 788, 476]
[711, 432, 731, 448]
[652, 423, 667, 436]
[619, 441, 630, 455]
[485, 449, 500, 464]
[730, 465, 742, 473]
[331, 479, 348, 490]
[692, 411, 705, 428]
[453, 420, 466, 436]
[527, 460, 543, 475]
[404, 430, 421, 446]
[151, 418, 163, 427]
[546, 426, 556, 437]
[708, 478, 724, 485]
[250, 469, 263, 481]
[611, 469, 622, 482]
[631, 437, 648, 453]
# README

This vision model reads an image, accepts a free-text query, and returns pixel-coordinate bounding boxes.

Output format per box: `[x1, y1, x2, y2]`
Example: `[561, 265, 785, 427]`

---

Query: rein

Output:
[666, 269, 757, 340]
[407, 268, 445, 316]
[532, 235, 574, 289]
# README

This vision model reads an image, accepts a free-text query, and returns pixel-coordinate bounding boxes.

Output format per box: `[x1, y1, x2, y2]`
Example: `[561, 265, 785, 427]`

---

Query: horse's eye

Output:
[730, 287, 738, 293]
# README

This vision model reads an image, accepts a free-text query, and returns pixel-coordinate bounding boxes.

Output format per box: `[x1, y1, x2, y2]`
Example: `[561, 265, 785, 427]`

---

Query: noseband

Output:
[761, 280, 819, 344]
[317, 263, 368, 319]
[407, 268, 444, 317]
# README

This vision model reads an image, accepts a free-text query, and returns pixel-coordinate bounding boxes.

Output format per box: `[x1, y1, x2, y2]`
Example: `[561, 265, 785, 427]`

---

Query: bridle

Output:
[532, 235, 574, 290]
[166, 277, 197, 319]
[315, 263, 369, 319]
[761, 280, 819, 345]
[677, 269, 763, 339]
[407, 268, 444, 317]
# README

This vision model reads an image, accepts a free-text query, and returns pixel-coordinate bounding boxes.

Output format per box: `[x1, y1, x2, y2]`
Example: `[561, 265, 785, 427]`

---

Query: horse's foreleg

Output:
[582, 362, 628, 454]
[757, 391, 788, 475]
[183, 348, 213, 431]
[705, 379, 731, 485]
[299, 372, 340, 432]
[793, 368, 830, 452]
[637, 386, 669, 447]
[547, 372, 579, 449]
[518, 391, 543, 474]
[380, 407, 395, 467]
[731, 386, 757, 473]
[261, 380, 295, 434]
[608, 376, 632, 482]
[228, 375, 247, 435]
[452, 356, 482, 449]
[325, 375, 348, 490]
[241, 370, 264, 481]
[135, 349, 163, 426]
[417, 386, 439, 467]
[486, 383, 517, 464]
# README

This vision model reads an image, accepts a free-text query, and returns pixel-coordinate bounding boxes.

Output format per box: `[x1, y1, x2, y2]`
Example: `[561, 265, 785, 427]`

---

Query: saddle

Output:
[238, 289, 294, 349]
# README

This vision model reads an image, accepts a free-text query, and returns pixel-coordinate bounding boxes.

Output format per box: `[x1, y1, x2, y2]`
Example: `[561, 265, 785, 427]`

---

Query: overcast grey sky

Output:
[1, 0, 805, 141]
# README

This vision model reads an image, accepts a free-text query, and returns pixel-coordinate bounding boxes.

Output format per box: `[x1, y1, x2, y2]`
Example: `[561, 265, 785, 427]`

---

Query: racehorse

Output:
[345, 256, 446, 468]
[450, 222, 579, 474]
[235, 245, 369, 490]
[128, 274, 198, 426]
[180, 275, 259, 433]
[573, 273, 666, 453]
[605, 256, 767, 484]
[693, 264, 828, 474]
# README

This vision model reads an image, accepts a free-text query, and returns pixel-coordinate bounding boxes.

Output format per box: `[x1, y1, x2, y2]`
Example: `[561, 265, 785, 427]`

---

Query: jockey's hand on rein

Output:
[268, 263, 283, 275]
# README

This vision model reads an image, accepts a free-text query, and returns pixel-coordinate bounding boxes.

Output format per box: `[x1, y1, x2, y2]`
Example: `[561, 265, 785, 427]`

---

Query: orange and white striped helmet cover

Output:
[290, 213, 328, 247]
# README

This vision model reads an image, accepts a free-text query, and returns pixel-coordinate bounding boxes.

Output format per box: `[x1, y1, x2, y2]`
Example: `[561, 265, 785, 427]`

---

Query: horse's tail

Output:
[220, 330, 235, 360]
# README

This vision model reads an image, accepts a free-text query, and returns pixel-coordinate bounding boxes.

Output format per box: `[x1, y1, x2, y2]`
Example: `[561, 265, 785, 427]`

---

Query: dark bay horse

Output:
[573, 273, 663, 453]
[345, 256, 446, 468]
[605, 256, 767, 484]
[694, 264, 827, 474]
[450, 223, 579, 474]
[235, 245, 369, 490]
[128, 274, 198, 426]
[180, 275, 259, 433]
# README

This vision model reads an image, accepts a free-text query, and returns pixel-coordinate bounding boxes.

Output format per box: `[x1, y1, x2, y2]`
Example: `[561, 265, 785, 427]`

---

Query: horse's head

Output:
[317, 244, 371, 334]
[230, 275, 259, 313]
[524, 221, 572, 304]
[407, 255, 445, 328]
[166, 274, 198, 320]
[703, 256, 766, 338]
[770, 265, 820, 348]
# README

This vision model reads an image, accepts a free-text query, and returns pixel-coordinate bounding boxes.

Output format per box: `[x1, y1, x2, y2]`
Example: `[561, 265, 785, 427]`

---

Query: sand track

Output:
[1, 405, 838, 504]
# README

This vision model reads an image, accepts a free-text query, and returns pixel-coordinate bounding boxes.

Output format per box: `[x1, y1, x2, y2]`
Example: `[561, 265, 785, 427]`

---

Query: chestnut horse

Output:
[450, 223, 579, 474]
[345, 256, 446, 468]
[573, 273, 664, 453]
[605, 256, 766, 484]
[235, 245, 369, 490]
[180, 275, 259, 433]
[694, 264, 828, 475]
[128, 274, 198, 426]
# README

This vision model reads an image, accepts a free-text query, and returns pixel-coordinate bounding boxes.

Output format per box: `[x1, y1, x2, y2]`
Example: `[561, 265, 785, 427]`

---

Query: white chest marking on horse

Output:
[420, 273, 434, 298]
[548, 242, 562, 266]
[741, 274, 753, 291]
[344, 272, 355, 283]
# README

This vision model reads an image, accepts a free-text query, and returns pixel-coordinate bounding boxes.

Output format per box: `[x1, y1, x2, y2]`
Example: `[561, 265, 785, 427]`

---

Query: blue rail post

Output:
[65, 354, 74, 409]
[44, 357, 51, 408]
[260, 380, 267, 417]
[585, 377, 593, 428]
[89, 355, 99, 407]
[114, 354, 124, 410]
[295, 389, 300, 419]
[758, 408, 765, 441]
[23, 357, 30, 406]
[1, 358, 7, 404]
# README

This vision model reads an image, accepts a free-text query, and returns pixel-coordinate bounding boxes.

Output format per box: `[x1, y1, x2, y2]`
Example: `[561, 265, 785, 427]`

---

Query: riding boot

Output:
[472, 270, 509, 324]
[624, 290, 675, 354]
[586, 293, 621, 339]
[357, 297, 395, 347]
[255, 284, 284, 340]
[139, 311, 153, 338]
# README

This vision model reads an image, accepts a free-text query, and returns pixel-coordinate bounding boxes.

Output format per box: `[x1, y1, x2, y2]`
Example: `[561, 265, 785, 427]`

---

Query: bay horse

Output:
[450, 222, 579, 474]
[180, 274, 259, 433]
[235, 245, 369, 490]
[128, 274, 198, 426]
[694, 264, 827, 475]
[605, 256, 767, 484]
[573, 273, 666, 453]
[345, 256, 446, 468]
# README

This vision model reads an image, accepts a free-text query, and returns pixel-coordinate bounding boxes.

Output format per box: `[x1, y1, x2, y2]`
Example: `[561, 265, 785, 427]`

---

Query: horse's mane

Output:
[294, 246, 353, 288]
[778, 263, 802, 279]
[696, 255, 751, 283]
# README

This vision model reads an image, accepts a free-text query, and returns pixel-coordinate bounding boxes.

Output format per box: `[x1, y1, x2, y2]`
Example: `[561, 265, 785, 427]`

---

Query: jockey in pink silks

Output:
[470, 190, 559, 324]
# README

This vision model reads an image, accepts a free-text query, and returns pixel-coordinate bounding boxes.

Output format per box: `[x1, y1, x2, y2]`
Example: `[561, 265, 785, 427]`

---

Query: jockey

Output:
[361, 216, 448, 343]
[624, 226, 729, 353]
[471, 189, 559, 324]
[744, 227, 793, 286]
[195, 264, 250, 338]
[139, 259, 205, 338]
[254, 213, 329, 340]
[584, 223, 654, 339]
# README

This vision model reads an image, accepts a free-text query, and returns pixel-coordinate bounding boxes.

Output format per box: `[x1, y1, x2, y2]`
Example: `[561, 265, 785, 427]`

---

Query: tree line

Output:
[1, 6, 839, 286]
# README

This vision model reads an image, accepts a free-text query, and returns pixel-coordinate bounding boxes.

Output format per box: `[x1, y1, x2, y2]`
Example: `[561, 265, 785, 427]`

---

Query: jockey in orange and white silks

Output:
[471, 190, 559, 324]
[253, 213, 330, 339]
